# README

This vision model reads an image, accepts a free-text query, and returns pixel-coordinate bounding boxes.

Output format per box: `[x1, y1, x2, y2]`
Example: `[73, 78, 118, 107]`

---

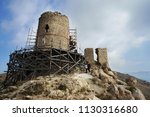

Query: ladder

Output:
[69, 29, 77, 52]
[25, 28, 36, 49]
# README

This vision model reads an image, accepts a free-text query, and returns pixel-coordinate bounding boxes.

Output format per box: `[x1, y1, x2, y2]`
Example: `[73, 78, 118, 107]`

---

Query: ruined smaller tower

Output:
[84, 48, 94, 64]
[95, 48, 108, 67]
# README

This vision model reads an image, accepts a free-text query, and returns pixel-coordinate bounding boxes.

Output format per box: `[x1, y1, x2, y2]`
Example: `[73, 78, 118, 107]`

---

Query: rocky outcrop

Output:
[0, 60, 146, 100]
[89, 62, 145, 100]
[0, 74, 96, 100]
[0, 68, 146, 100]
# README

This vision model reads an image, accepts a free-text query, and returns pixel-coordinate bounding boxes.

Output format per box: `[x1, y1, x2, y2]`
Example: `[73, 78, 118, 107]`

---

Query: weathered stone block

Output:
[84, 48, 94, 64]
[95, 48, 108, 66]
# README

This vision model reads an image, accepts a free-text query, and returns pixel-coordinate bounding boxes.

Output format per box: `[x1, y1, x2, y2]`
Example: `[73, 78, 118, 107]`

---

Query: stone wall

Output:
[84, 48, 94, 64]
[95, 48, 108, 66]
[36, 11, 69, 50]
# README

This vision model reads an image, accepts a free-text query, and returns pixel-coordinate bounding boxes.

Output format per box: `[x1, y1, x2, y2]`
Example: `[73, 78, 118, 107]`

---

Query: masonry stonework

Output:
[84, 48, 94, 64]
[36, 11, 69, 50]
[95, 48, 108, 66]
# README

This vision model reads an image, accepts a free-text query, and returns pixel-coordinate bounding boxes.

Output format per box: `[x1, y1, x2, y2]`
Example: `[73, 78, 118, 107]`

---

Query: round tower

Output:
[36, 11, 69, 50]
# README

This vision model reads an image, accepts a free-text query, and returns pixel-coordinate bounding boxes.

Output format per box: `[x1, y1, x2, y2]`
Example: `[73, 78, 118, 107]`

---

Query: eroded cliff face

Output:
[0, 66, 145, 100]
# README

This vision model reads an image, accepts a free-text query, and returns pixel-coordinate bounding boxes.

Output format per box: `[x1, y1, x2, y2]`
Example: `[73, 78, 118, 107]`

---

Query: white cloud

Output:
[1, 0, 150, 72]
[63, 0, 150, 71]
[1, 0, 52, 47]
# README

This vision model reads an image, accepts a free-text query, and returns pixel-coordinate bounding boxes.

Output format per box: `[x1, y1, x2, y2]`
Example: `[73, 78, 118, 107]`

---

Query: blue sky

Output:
[0, 0, 150, 77]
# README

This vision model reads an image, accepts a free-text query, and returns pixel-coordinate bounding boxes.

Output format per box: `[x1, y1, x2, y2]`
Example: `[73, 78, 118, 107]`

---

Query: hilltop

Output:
[0, 65, 148, 100]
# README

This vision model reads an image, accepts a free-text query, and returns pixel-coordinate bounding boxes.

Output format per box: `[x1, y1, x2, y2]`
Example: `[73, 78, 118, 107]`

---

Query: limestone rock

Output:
[117, 85, 134, 100]
[107, 84, 119, 96]
[132, 88, 146, 100]
[116, 79, 127, 85]
[126, 77, 137, 86]
[0, 71, 146, 100]
[103, 68, 117, 79]
[99, 69, 116, 84]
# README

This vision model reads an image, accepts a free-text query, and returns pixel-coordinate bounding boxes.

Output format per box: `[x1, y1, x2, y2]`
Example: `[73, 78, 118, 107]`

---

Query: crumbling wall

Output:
[36, 11, 69, 50]
[95, 48, 108, 66]
[84, 48, 94, 64]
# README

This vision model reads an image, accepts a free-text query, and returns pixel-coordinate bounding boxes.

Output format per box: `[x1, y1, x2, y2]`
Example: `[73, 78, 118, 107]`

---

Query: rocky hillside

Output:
[0, 64, 147, 100]
[130, 71, 150, 82]
[117, 72, 150, 100]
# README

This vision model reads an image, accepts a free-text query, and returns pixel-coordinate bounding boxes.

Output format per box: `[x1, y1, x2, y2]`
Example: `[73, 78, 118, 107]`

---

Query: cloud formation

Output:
[1, 0, 150, 72]
[64, 0, 150, 72]
[1, 0, 52, 47]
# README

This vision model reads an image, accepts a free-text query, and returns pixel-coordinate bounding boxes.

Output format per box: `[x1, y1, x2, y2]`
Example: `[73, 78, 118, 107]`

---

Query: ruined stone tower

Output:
[36, 11, 69, 50]
[84, 48, 94, 64]
[95, 48, 108, 66]
[4, 11, 85, 86]
[84, 48, 109, 67]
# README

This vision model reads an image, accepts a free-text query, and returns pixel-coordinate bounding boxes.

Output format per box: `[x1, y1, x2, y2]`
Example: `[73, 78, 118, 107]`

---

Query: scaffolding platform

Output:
[4, 47, 85, 86]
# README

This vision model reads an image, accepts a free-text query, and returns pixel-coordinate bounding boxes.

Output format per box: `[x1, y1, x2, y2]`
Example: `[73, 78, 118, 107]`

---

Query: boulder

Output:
[125, 77, 137, 86]
[99, 69, 116, 84]
[117, 85, 134, 100]
[90, 65, 100, 77]
[132, 88, 146, 100]
[116, 79, 127, 85]
[107, 84, 119, 96]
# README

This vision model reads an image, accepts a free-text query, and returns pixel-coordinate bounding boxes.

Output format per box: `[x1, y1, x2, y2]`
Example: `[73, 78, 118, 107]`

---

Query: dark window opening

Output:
[45, 24, 49, 32]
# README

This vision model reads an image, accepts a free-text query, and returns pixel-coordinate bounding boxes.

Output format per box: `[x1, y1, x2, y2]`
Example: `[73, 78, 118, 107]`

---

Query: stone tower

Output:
[36, 11, 69, 50]
[84, 48, 94, 64]
[95, 48, 108, 67]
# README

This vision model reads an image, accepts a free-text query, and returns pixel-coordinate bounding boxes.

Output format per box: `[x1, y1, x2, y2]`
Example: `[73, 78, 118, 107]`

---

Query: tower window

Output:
[45, 24, 49, 32]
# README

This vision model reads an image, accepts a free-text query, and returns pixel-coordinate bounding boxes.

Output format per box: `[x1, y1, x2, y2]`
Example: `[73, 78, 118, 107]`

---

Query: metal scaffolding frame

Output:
[4, 47, 85, 86]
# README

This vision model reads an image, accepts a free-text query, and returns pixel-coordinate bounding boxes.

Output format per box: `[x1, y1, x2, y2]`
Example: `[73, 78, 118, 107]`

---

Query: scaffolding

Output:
[69, 29, 77, 52]
[25, 29, 78, 51]
[3, 28, 85, 86]
[4, 47, 85, 86]
[25, 28, 36, 49]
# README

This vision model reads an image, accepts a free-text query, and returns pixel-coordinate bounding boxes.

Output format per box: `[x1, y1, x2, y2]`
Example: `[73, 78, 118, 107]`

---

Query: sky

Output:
[0, 0, 150, 76]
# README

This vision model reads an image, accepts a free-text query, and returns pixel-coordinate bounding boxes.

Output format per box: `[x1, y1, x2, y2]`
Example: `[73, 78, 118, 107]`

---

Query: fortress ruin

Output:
[3, 11, 108, 86]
